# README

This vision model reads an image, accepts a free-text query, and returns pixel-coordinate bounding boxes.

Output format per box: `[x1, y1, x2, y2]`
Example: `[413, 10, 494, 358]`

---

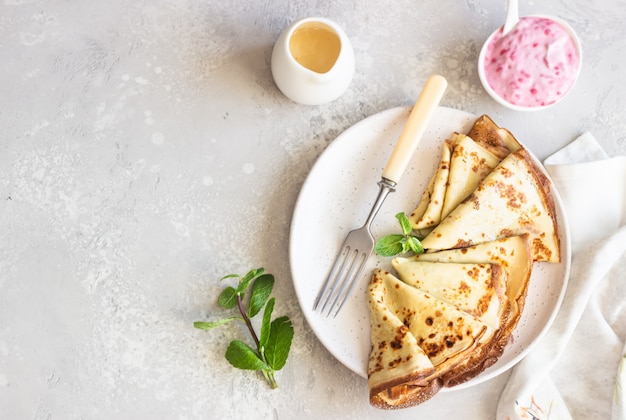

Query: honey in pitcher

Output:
[289, 22, 341, 74]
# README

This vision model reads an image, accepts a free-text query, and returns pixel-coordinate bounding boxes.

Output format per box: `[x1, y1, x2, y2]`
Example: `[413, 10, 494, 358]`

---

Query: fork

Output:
[313, 74, 448, 317]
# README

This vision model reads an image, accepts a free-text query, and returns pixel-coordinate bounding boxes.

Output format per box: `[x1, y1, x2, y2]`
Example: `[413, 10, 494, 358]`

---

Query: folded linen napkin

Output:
[496, 132, 626, 419]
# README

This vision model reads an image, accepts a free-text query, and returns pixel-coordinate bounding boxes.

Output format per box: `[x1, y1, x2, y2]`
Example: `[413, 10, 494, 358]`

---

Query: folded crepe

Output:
[391, 260, 507, 330]
[368, 268, 492, 408]
[409, 115, 521, 234]
[441, 133, 503, 220]
[421, 149, 560, 263]
[368, 269, 441, 409]
[408, 140, 452, 236]
[396, 235, 533, 386]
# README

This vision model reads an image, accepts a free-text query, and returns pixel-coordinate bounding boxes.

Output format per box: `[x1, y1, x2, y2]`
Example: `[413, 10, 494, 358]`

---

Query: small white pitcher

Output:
[271, 17, 355, 105]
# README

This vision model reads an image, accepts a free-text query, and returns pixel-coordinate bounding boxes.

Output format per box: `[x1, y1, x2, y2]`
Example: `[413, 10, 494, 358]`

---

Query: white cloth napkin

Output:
[497, 132, 626, 419]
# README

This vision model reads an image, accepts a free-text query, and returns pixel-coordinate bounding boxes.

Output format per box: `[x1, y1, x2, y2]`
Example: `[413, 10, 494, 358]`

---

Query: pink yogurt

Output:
[483, 16, 581, 108]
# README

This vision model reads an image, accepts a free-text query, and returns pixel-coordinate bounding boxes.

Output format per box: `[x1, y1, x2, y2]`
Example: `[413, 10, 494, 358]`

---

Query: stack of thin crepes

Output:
[367, 115, 561, 409]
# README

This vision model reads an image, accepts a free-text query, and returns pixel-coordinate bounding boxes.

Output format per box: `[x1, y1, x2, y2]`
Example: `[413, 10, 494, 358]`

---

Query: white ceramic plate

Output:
[289, 106, 571, 390]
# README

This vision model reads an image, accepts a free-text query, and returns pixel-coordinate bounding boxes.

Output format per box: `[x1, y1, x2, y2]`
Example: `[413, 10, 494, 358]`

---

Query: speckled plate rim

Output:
[288, 106, 571, 391]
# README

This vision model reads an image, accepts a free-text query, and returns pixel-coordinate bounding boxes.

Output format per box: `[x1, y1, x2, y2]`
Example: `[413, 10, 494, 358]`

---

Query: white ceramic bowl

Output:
[477, 15, 582, 112]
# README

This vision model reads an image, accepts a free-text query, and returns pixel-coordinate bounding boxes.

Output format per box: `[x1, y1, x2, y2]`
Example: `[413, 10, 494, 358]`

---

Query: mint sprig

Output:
[375, 212, 425, 257]
[194, 268, 294, 389]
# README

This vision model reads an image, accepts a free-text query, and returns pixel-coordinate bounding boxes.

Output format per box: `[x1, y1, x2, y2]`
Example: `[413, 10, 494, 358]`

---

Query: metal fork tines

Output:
[313, 178, 396, 317]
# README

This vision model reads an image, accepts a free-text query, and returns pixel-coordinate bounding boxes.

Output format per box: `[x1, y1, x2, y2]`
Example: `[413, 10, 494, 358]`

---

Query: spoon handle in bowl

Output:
[502, 0, 519, 35]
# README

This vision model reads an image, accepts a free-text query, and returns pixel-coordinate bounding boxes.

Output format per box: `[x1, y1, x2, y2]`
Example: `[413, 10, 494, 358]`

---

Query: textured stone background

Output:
[1, 0, 624, 418]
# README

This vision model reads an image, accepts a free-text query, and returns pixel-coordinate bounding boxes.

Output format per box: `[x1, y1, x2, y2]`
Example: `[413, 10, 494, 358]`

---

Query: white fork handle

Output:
[381, 74, 447, 184]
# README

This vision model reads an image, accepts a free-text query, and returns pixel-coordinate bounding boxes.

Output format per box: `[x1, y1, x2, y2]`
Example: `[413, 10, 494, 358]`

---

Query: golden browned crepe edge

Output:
[468, 114, 522, 158]
[370, 376, 443, 409]
[441, 236, 534, 387]
[517, 148, 561, 263]
[427, 263, 512, 387]
[468, 116, 560, 262]
[441, 299, 513, 387]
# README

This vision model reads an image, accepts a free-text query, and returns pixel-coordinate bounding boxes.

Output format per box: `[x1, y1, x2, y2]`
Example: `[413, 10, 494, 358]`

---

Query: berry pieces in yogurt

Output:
[483, 16, 581, 108]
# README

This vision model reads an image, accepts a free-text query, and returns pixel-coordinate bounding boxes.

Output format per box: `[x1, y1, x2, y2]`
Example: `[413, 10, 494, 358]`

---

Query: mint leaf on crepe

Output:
[407, 236, 424, 254]
[375, 212, 425, 257]
[397, 211, 413, 235]
[375, 234, 405, 256]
